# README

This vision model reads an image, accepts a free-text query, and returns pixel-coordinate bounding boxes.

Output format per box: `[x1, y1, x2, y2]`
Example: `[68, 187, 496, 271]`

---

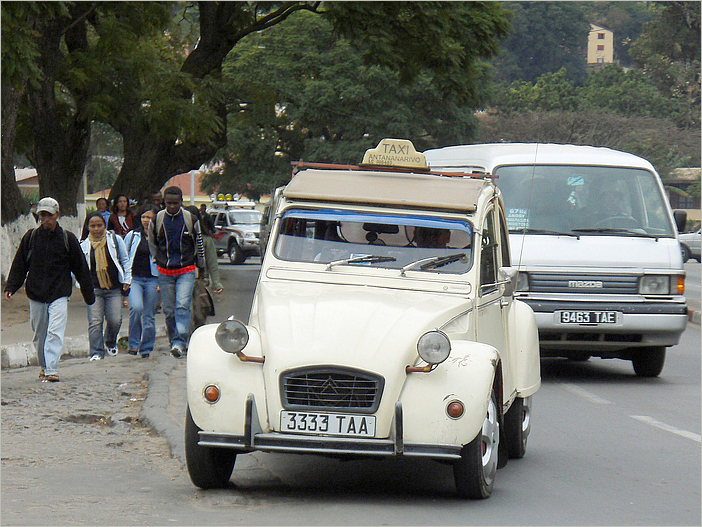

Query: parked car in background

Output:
[207, 201, 262, 264]
[679, 229, 701, 263]
[185, 139, 541, 499]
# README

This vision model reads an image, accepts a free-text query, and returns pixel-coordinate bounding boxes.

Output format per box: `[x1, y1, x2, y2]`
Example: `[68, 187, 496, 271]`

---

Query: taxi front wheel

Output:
[632, 346, 666, 377]
[185, 406, 237, 489]
[454, 390, 500, 499]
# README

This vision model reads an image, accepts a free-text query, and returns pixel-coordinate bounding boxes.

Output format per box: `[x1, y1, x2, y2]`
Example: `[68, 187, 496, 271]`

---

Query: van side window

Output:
[480, 210, 498, 294]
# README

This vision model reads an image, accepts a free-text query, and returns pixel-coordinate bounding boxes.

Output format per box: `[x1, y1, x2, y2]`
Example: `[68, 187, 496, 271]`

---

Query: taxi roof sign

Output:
[361, 138, 428, 170]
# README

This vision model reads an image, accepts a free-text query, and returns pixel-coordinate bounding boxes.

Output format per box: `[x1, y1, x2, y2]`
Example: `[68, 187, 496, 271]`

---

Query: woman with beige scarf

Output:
[79, 212, 132, 360]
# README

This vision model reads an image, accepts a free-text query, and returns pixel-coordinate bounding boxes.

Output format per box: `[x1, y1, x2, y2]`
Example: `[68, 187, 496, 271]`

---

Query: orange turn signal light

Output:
[677, 276, 685, 295]
[204, 384, 220, 403]
[447, 400, 464, 419]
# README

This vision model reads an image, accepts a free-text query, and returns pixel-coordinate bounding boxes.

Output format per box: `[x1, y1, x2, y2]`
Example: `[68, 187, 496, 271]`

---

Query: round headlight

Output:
[215, 319, 249, 354]
[417, 330, 451, 365]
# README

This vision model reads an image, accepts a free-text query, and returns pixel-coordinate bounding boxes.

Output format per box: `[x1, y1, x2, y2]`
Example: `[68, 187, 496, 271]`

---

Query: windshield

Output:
[494, 165, 675, 237]
[228, 210, 261, 224]
[274, 209, 474, 274]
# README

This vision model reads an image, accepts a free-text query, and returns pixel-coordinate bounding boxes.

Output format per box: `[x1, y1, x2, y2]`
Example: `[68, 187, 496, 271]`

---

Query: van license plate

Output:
[280, 411, 375, 437]
[558, 311, 618, 324]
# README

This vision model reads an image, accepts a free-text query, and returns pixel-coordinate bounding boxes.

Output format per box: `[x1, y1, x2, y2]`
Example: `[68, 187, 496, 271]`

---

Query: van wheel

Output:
[185, 406, 237, 489]
[228, 242, 245, 265]
[681, 244, 691, 263]
[504, 396, 531, 459]
[632, 347, 666, 377]
[454, 390, 499, 499]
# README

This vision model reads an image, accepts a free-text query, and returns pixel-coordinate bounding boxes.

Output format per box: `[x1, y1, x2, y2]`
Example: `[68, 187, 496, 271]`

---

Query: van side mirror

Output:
[673, 210, 687, 233]
[498, 267, 519, 297]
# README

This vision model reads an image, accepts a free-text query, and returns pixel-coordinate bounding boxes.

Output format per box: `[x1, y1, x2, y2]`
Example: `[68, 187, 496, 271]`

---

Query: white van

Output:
[424, 143, 688, 377]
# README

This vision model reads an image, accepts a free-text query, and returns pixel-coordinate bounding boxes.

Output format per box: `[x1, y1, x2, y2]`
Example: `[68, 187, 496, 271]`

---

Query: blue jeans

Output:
[87, 288, 123, 358]
[158, 270, 196, 350]
[128, 276, 159, 355]
[29, 297, 68, 375]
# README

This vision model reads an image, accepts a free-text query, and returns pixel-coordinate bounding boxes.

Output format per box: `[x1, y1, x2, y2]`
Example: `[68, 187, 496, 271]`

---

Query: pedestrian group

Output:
[4, 187, 222, 382]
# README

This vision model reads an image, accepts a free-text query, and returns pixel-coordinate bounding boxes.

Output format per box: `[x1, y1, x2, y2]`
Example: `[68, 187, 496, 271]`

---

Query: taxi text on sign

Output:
[361, 138, 428, 170]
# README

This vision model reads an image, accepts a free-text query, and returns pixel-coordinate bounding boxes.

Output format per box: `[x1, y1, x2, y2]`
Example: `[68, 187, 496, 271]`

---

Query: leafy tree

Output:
[629, 1, 700, 128]
[205, 9, 493, 198]
[492, 2, 590, 86]
[492, 68, 578, 112]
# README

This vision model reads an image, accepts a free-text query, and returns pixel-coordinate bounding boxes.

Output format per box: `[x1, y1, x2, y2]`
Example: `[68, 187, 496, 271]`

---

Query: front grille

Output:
[529, 273, 638, 294]
[280, 367, 384, 414]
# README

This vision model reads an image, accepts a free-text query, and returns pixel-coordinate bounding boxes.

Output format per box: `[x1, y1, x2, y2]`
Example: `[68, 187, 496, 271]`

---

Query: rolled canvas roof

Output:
[283, 168, 487, 213]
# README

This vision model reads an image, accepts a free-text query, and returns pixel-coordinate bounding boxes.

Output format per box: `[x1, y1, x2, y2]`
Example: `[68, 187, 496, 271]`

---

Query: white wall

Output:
[1, 215, 83, 282]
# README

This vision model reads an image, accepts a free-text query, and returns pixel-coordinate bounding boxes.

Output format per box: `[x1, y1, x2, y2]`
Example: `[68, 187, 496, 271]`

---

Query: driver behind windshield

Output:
[415, 227, 451, 248]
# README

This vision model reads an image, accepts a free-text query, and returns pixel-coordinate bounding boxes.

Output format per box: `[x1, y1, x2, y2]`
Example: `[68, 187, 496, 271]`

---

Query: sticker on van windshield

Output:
[507, 208, 529, 230]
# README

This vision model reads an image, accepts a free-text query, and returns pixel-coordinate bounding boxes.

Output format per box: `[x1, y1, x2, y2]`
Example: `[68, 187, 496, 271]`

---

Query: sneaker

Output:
[128, 350, 138, 356]
[214, 288, 223, 294]
[89, 355, 103, 361]
[170, 345, 183, 358]
[141, 353, 150, 359]
[44, 374, 59, 383]
[106, 346, 118, 356]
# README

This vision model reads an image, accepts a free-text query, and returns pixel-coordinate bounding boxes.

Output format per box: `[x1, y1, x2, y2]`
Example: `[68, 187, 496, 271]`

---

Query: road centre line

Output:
[559, 383, 614, 405]
[630, 415, 701, 443]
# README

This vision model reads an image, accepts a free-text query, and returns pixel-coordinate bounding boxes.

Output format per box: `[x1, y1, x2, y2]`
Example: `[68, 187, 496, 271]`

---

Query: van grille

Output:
[529, 274, 638, 294]
[280, 367, 384, 414]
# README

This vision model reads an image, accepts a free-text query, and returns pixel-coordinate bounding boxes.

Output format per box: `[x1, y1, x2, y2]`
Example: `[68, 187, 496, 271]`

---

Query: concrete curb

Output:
[139, 352, 187, 469]
[689, 308, 701, 326]
[1, 327, 167, 370]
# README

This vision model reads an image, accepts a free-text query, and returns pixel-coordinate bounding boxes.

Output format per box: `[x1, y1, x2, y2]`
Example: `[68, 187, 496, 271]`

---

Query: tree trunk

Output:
[1, 81, 30, 225]
[26, 19, 90, 217]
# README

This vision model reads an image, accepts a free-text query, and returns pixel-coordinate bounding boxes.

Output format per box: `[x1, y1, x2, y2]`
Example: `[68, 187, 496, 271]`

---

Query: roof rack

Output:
[290, 161, 491, 179]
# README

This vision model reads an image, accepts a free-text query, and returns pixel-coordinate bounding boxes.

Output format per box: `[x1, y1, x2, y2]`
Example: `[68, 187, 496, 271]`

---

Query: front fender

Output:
[186, 324, 267, 434]
[511, 300, 541, 396]
[399, 341, 498, 446]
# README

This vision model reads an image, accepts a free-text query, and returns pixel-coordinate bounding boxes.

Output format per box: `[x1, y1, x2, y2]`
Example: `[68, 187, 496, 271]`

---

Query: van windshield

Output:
[274, 209, 474, 274]
[494, 165, 675, 237]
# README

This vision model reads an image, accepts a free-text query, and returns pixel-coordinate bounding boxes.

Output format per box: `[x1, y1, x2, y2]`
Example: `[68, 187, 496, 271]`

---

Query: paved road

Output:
[2, 259, 700, 525]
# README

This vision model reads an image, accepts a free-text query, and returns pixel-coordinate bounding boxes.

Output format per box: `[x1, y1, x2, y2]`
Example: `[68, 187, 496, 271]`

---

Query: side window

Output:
[480, 209, 498, 294]
[215, 213, 226, 228]
[499, 210, 511, 266]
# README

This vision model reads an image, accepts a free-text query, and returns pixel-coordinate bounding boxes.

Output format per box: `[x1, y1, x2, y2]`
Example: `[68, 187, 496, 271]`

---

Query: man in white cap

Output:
[4, 197, 95, 382]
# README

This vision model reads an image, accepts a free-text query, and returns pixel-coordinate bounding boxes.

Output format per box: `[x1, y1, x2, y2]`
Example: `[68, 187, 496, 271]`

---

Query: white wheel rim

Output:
[481, 397, 500, 483]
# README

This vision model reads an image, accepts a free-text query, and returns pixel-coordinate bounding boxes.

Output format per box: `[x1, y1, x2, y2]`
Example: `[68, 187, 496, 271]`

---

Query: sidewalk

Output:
[1, 284, 188, 467]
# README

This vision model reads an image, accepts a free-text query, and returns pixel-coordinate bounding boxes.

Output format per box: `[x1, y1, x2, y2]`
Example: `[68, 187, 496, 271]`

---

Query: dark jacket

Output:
[147, 208, 205, 271]
[4, 225, 95, 305]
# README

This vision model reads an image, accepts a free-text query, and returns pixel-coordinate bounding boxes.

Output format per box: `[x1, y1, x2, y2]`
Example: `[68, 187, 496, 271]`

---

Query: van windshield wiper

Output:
[512, 228, 580, 239]
[400, 253, 467, 276]
[572, 228, 663, 239]
[326, 254, 396, 270]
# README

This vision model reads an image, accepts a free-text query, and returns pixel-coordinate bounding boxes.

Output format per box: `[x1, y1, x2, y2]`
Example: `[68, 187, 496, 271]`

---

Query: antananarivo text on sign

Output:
[361, 138, 428, 170]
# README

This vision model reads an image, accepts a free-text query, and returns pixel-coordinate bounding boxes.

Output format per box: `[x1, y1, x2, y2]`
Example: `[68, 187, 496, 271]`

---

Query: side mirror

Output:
[498, 267, 519, 297]
[673, 210, 687, 233]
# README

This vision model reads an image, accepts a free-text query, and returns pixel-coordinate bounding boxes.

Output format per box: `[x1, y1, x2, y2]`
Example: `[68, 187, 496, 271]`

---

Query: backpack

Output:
[154, 209, 195, 240]
[25, 227, 70, 266]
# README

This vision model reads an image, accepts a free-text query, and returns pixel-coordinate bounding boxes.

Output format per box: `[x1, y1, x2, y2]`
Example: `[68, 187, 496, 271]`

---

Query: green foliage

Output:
[492, 2, 590, 85]
[207, 6, 505, 197]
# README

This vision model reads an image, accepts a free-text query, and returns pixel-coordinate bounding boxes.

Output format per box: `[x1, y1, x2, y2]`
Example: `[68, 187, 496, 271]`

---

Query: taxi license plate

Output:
[558, 310, 618, 324]
[280, 411, 375, 437]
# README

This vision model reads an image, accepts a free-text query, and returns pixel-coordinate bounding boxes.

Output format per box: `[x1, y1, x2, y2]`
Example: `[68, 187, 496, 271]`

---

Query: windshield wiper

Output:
[572, 228, 662, 239]
[326, 254, 396, 270]
[400, 253, 467, 276]
[512, 228, 580, 239]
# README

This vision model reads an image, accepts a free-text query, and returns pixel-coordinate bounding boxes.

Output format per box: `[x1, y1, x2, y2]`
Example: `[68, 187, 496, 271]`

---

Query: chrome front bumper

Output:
[197, 394, 463, 461]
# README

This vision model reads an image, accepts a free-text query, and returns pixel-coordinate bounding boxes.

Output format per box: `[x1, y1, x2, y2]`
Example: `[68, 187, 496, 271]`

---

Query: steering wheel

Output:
[594, 215, 641, 229]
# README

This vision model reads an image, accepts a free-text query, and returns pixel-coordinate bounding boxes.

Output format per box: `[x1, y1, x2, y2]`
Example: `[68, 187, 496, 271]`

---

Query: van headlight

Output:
[215, 319, 249, 353]
[417, 330, 451, 365]
[639, 275, 671, 295]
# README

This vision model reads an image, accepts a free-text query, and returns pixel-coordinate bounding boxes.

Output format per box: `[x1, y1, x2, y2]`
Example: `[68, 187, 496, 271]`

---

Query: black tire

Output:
[454, 390, 500, 499]
[228, 241, 245, 265]
[632, 346, 666, 377]
[185, 406, 237, 489]
[503, 396, 532, 459]
[681, 244, 691, 263]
